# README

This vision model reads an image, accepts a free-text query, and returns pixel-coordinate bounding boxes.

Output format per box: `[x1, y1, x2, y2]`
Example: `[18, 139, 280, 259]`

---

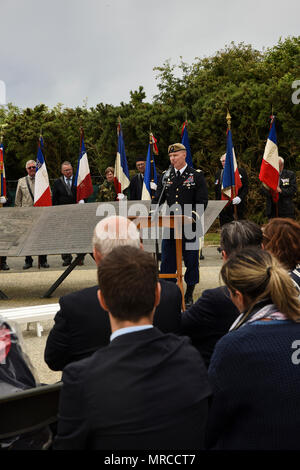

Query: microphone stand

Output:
[152, 166, 172, 269]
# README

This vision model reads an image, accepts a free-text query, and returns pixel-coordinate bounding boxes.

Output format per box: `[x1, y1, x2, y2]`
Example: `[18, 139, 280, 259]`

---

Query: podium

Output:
[129, 215, 194, 311]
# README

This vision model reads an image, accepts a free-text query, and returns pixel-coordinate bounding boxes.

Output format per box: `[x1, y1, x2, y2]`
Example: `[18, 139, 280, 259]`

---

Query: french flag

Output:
[259, 117, 279, 203]
[34, 137, 52, 207]
[75, 135, 94, 202]
[114, 122, 130, 196]
[141, 140, 158, 200]
[221, 129, 242, 201]
[181, 121, 193, 167]
[0, 143, 7, 199]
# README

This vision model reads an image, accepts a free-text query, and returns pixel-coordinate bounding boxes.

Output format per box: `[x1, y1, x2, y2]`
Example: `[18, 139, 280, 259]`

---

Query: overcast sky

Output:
[1, 0, 299, 109]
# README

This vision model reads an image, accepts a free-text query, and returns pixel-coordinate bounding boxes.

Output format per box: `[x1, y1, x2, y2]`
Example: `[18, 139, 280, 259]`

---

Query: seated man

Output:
[180, 220, 263, 368]
[44, 216, 182, 371]
[54, 246, 211, 450]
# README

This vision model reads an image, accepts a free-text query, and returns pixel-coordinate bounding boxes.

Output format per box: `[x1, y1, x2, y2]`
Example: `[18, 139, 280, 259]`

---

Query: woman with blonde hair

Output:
[206, 248, 300, 450]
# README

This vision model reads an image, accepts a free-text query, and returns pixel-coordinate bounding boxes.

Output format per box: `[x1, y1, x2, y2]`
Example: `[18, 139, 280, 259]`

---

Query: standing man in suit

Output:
[52, 161, 82, 266]
[44, 215, 182, 371]
[154, 143, 208, 308]
[15, 160, 49, 269]
[215, 153, 248, 226]
[129, 157, 146, 200]
[54, 245, 211, 450]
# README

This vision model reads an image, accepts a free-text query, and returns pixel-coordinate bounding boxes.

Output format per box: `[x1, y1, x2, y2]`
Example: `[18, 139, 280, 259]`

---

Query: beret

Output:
[168, 143, 186, 154]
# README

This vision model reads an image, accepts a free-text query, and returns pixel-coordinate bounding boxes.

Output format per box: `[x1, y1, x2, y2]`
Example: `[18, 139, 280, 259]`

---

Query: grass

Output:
[204, 232, 220, 246]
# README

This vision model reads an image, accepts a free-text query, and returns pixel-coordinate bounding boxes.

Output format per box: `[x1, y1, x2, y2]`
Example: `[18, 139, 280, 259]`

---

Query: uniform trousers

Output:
[160, 229, 199, 287]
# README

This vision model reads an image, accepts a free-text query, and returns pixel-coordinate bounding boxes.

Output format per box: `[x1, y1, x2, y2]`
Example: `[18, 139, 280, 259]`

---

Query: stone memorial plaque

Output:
[0, 200, 226, 257]
[0, 207, 44, 256]
[203, 200, 228, 234]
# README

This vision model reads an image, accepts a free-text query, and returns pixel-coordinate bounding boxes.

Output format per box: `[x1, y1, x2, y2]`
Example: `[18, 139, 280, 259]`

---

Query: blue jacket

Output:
[206, 303, 300, 450]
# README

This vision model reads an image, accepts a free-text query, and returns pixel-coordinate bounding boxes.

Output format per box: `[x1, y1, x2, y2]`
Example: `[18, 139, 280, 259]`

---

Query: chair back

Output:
[0, 382, 62, 440]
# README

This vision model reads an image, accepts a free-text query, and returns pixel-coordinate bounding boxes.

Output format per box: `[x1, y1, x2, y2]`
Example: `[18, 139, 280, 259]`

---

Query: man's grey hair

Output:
[92, 215, 140, 257]
[220, 220, 263, 256]
[61, 161, 72, 168]
[25, 160, 36, 168]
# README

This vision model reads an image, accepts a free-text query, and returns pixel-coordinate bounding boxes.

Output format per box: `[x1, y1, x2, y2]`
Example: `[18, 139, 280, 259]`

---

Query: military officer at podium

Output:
[153, 143, 208, 308]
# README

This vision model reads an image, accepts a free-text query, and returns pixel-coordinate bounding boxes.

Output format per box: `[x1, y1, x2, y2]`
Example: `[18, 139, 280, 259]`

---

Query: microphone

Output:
[162, 165, 172, 183]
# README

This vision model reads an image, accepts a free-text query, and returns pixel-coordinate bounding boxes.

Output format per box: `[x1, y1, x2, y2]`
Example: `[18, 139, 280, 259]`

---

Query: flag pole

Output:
[0, 127, 3, 206]
[0, 126, 4, 268]
[80, 126, 84, 151]
[0, 124, 7, 206]
[149, 126, 159, 268]
[149, 126, 155, 200]
[270, 110, 279, 217]
[226, 110, 238, 220]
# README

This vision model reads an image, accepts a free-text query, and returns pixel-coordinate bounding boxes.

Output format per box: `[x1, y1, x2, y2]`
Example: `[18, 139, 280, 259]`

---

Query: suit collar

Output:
[110, 325, 153, 342]
[109, 326, 164, 345]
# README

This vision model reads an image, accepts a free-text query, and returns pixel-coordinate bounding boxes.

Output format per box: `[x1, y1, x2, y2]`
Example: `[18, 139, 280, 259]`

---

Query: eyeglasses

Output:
[27, 166, 36, 170]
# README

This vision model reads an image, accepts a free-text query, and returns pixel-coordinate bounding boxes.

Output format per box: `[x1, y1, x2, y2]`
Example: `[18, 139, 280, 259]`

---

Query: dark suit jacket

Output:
[54, 327, 211, 450]
[129, 173, 144, 200]
[44, 280, 182, 371]
[180, 286, 240, 368]
[52, 176, 77, 206]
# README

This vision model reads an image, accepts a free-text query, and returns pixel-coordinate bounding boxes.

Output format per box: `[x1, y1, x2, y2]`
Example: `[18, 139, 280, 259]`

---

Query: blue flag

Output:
[221, 129, 242, 200]
[181, 121, 193, 167]
[142, 143, 158, 200]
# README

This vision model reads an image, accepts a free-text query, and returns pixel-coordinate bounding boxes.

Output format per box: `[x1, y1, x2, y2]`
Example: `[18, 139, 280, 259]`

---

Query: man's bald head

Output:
[92, 215, 141, 260]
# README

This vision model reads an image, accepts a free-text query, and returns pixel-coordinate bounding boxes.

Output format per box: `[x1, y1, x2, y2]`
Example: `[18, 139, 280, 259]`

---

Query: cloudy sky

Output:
[1, 0, 299, 109]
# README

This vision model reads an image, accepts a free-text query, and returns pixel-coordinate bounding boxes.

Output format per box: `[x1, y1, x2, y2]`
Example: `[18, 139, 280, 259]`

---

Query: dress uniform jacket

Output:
[262, 169, 297, 219]
[154, 166, 208, 214]
[153, 166, 208, 288]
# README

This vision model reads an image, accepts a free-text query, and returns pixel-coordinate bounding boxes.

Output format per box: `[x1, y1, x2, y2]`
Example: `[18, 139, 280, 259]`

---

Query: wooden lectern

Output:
[128, 215, 194, 311]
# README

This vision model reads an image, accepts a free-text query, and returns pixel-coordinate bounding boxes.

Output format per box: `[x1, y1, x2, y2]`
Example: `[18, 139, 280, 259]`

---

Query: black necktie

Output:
[176, 170, 181, 179]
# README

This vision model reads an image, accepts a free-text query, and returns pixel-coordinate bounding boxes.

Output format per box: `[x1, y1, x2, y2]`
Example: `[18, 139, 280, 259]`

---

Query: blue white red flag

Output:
[0, 143, 6, 199]
[75, 136, 94, 202]
[259, 116, 279, 203]
[114, 122, 130, 196]
[142, 139, 158, 200]
[221, 129, 242, 201]
[34, 137, 52, 206]
[181, 121, 193, 167]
